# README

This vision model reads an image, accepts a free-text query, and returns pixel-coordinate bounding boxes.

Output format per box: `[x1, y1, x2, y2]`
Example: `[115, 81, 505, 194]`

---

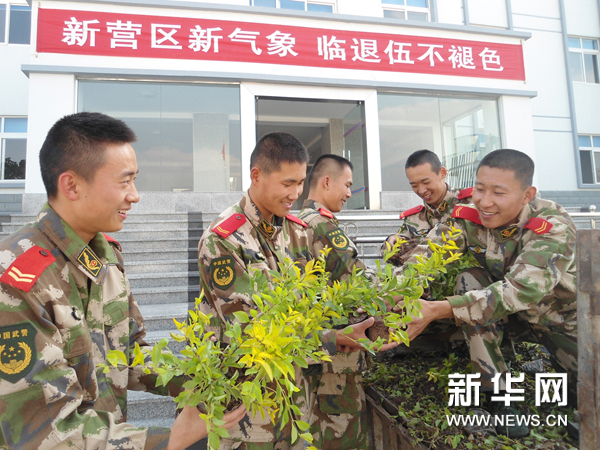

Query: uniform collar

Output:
[240, 191, 284, 241]
[36, 203, 118, 285]
[492, 203, 531, 242]
[423, 184, 456, 218]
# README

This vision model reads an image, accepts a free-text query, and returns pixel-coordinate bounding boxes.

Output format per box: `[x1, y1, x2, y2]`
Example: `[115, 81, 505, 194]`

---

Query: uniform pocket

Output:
[103, 300, 129, 351]
[59, 322, 93, 359]
[0, 383, 55, 449]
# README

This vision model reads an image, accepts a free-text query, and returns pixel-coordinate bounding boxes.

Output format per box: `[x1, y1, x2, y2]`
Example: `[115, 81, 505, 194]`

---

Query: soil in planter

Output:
[364, 341, 578, 450]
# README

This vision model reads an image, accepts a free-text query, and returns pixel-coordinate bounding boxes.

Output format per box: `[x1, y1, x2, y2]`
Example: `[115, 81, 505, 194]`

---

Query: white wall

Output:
[25, 73, 76, 193]
[338, 0, 381, 17]
[564, 0, 600, 37]
[436, 0, 464, 25]
[573, 83, 600, 134]
[467, 0, 507, 28]
[511, 0, 579, 190]
[0, 45, 30, 116]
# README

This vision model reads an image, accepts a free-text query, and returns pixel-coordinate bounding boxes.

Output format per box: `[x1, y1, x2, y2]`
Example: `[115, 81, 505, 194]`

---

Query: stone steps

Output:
[132, 285, 201, 306]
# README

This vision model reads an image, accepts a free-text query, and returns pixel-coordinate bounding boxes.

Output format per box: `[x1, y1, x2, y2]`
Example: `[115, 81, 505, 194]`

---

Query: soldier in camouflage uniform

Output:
[399, 149, 577, 436]
[0, 112, 245, 450]
[198, 133, 389, 450]
[298, 155, 369, 450]
[383, 149, 473, 266]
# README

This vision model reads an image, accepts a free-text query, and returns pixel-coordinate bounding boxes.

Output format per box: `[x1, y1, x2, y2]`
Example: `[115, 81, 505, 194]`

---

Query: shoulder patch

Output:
[103, 233, 122, 252]
[524, 217, 553, 235]
[0, 246, 56, 293]
[451, 205, 482, 225]
[286, 214, 308, 228]
[213, 213, 247, 239]
[458, 187, 474, 200]
[318, 208, 335, 220]
[400, 205, 424, 220]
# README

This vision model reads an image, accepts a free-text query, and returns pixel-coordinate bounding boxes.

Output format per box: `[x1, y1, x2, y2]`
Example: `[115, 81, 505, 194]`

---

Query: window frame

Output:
[382, 0, 430, 22]
[0, 117, 28, 182]
[249, 0, 336, 13]
[568, 36, 600, 84]
[0, 1, 31, 45]
[579, 135, 600, 185]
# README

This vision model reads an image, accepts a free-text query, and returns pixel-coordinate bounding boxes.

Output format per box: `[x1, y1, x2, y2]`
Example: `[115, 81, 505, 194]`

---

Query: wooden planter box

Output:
[366, 386, 427, 450]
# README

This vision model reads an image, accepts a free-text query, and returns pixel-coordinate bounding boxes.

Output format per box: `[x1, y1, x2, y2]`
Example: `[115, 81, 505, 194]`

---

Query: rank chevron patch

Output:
[0, 246, 56, 292]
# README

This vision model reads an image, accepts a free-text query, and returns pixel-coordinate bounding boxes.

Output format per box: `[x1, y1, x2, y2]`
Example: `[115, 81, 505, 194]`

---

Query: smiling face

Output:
[405, 163, 448, 208]
[249, 161, 307, 221]
[72, 143, 140, 242]
[473, 165, 536, 230]
[322, 165, 353, 213]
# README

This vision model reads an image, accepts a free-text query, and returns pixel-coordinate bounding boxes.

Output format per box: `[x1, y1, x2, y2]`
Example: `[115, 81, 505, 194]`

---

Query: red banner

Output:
[37, 8, 525, 81]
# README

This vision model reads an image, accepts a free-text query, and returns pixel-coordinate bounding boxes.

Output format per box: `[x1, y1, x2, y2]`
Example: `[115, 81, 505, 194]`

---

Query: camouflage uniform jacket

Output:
[298, 199, 372, 283]
[0, 204, 182, 450]
[407, 198, 577, 336]
[385, 186, 473, 265]
[198, 191, 337, 444]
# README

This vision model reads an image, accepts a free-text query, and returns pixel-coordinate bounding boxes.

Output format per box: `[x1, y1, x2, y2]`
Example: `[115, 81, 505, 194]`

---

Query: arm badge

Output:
[0, 323, 37, 383]
[325, 228, 349, 251]
[210, 256, 236, 290]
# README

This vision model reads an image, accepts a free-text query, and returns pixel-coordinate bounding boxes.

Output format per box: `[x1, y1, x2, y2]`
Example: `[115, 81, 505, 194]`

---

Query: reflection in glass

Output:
[9, 5, 30, 44]
[280, 0, 305, 10]
[4, 118, 27, 133]
[584, 54, 599, 83]
[254, 0, 277, 6]
[78, 81, 241, 192]
[378, 93, 501, 190]
[595, 152, 600, 184]
[0, 5, 6, 43]
[384, 10, 406, 19]
[578, 135, 591, 148]
[307, 3, 333, 12]
[407, 11, 428, 21]
[3, 139, 26, 180]
[580, 151, 594, 184]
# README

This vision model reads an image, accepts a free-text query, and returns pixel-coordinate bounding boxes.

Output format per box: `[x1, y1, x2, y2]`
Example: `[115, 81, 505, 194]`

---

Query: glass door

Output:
[342, 102, 368, 210]
[255, 97, 369, 210]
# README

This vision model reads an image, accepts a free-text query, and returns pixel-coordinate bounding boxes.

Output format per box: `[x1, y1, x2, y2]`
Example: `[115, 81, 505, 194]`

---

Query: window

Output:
[579, 135, 600, 184]
[0, 3, 31, 44]
[78, 81, 241, 192]
[0, 117, 27, 180]
[378, 94, 501, 190]
[568, 37, 599, 84]
[249, 0, 334, 13]
[382, 0, 429, 21]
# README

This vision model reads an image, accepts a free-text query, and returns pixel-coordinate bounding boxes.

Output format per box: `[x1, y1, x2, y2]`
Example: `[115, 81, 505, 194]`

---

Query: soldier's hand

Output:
[391, 299, 454, 342]
[336, 317, 398, 353]
[386, 235, 399, 247]
[167, 404, 247, 450]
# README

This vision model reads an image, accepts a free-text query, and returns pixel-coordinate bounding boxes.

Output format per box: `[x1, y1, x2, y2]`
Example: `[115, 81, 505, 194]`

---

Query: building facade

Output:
[3, 0, 600, 213]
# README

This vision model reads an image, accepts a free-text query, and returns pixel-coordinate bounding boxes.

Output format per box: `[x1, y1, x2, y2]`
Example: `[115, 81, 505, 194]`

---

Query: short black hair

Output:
[250, 132, 309, 174]
[477, 149, 534, 188]
[40, 112, 136, 198]
[309, 154, 353, 190]
[405, 149, 442, 174]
